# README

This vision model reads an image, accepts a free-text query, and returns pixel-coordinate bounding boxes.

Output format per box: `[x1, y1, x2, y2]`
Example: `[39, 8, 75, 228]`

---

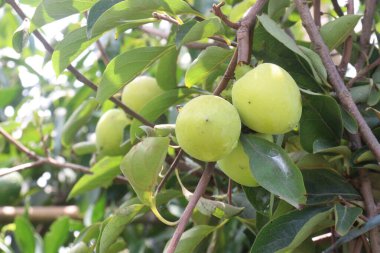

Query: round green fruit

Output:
[232, 63, 302, 134]
[122, 76, 163, 113]
[217, 142, 258, 187]
[175, 95, 241, 162]
[0, 172, 22, 205]
[95, 109, 131, 156]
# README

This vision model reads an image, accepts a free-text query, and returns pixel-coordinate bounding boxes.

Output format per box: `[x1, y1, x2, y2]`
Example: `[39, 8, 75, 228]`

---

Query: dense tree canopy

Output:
[0, 0, 380, 252]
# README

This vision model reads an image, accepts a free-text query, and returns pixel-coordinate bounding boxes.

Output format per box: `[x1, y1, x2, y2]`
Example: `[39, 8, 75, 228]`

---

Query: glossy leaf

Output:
[341, 106, 358, 134]
[12, 19, 30, 53]
[180, 17, 225, 46]
[324, 214, 380, 253]
[68, 156, 123, 199]
[185, 46, 233, 88]
[31, 0, 97, 30]
[96, 46, 174, 103]
[164, 225, 217, 253]
[44, 217, 70, 253]
[98, 204, 145, 253]
[302, 169, 360, 205]
[241, 135, 307, 208]
[156, 46, 178, 90]
[120, 137, 169, 205]
[15, 216, 36, 253]
[87, 0, 202, 38]
[334, 203, 362, 236]
[243, 186, 271, 216]
[130, 87, 199, 142]
[52, 27, 101, 75]
[61, 98, 98, 147]
[251, 207, 332, 253]
[300, 94, 343, 153]
[320, 15, 361, 51]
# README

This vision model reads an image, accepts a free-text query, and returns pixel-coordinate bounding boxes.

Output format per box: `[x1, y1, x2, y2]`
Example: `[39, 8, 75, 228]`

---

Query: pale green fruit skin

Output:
[95, 109, 131, 156]
[121, 76, 163, 112]
[217, 142, 258, 187]
[232, 63, 302, 134]
[175, 95, 241, 162]
[0, 172, 23, 205]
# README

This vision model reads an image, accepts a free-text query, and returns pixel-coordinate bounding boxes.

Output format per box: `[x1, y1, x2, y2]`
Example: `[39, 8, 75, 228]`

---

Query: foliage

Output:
[0, 0, 379, 252]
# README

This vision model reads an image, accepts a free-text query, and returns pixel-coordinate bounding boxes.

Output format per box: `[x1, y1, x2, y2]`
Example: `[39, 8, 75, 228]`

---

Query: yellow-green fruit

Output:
[121, 76, 163, 112]
[95, 109, 131, 156]
[217, 142, 258, 187]
[0, 172, 22, 205]
[232, 63, 302, 134]
[175, 95, 241, 162]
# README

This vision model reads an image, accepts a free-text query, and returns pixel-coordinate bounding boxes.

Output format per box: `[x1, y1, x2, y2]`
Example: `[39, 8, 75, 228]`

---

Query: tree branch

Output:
[331, 0, 344, 17]
[5, 0, 154, 128]
[355, 0, 377, 70]
[152, 12, 180, 25]
[338, 0, 354, 78]
[294, 1, 380, 252]
[212, 2, 240, 29]
[95, 40, 110, 65]
[236, 0, 268, 64]
[313, 0, 321, 27]
[166, 163, 215, 253]
[347, 57, 380, 88]
[0, 206, 81, 222]
[156, 149, 183, 193]
[213, 49, 238, 96]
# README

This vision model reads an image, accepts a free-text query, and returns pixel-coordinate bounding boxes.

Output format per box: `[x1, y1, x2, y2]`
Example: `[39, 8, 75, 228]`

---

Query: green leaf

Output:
[0, 86, 22, 108]
[12, 19, 30, 53]
[164, 225, 218, 253]
[185, 46, 233, 88]
[52, 27, 101, 75]
[120, 137, 169, 205]
[68, 156, 123, 199]
[241, 135, 307, 208]
[324, 214, 380, 253]
[334, 203, 362, 236]
[320, 15, 361, 51]
[268, 0, 290, 21]
[15, 216, 36, 253]
[243, 186, 271, 216]
[61, 98, 98, 147]
[156, 46, 178, 90]
[300, 94, 343, 153]
[341, 106, 358, 134]
[98, 204, 145, 253]
[96, 46, 174, 103]
[299, 46, 327, 82]
[87, 0, 202, 38]
[44, 217, 70, 253]
[180, 17, 225, 46]
[130, 87, 199, 142]
[251, 207, 332, 253]
[31, 0, 97, 30]
[302, 169, 360, 205]
[257, 14, 323, 85]
[229, 0, 255, 22]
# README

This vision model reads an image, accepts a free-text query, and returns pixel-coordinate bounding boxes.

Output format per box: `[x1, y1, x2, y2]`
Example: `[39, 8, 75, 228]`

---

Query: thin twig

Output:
[355, 0, 377, 71]
[156, 149, 184, 193]
[213, 49, 238, 96]
[212, 2, 240, 29]
[360, 234, 371, 253]
[227, 178, 232, 204]
[331, 0, 344, 17]
[338, 0, 354, 78]
[313, 0, 321, 27]
[5, 0, 154, 127]
[236, 0, 268, 64]
[0, 127, 38, 160]
[152, 12, 180, 25]
[353, 238, 363, 253]
[293, 2, 380, 252]
[166, 163, 215, 253]
[347, 57, 380, 88]
[95, 40, 110, 65]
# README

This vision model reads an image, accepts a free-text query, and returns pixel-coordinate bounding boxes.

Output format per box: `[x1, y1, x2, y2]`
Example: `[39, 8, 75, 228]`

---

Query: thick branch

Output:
[313, 0, 321, 27]
[6, 0, 154, 127]
[355, 0, 377, 70]
[166, 163, 215, 253]
[294, 1, 380, 252]
[236, 0, 268, 64]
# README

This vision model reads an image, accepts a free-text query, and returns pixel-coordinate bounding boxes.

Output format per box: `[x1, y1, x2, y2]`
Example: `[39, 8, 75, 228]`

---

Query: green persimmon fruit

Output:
[232, 63, 302, 134]
[217, 142, 258, 187]
[175, 95, 241, 162]
[95, 109, 131, 156]
[121, 76, 163, 112]
[0, 172, 22, 205]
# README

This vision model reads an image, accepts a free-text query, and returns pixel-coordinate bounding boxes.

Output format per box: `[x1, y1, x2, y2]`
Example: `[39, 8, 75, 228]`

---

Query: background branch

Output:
[331, 0, 344, 17]
[338, 0, 354, 77]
